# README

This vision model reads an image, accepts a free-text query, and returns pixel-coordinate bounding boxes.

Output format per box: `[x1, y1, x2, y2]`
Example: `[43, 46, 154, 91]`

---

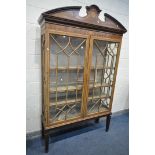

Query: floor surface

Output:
[26, 112, 129, 155]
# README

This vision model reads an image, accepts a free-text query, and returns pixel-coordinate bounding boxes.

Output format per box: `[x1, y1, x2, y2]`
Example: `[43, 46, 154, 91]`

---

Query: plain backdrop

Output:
[2, 0, 155, 155]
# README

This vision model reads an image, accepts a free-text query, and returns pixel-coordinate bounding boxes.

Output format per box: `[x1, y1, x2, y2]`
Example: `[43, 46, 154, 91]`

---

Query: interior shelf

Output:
[50, 83, 112, 92]
[50, 98, 81, 106]
[50, 66, 114, 71]
[90, 94, 110, 100]
[50, 94, 110, 106]
[50, 66, 84, 70]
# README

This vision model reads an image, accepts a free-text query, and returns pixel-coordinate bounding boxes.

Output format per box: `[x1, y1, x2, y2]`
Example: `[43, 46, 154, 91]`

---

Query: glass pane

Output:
[50, 102, 81, 122]
[49, 34, 86, 123]
[88, 39, 119, 114]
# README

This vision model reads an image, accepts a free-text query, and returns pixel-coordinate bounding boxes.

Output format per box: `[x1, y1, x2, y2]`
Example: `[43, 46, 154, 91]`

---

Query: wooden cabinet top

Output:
[38, 5, 127, 34]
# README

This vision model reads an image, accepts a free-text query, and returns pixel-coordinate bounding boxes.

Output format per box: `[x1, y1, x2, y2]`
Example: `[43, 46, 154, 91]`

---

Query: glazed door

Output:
[87, 36, 121, 115]
[49, 32, 89, 124]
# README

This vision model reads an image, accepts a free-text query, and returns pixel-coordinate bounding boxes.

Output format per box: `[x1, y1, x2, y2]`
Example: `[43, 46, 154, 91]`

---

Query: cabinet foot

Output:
[41, 123, 44, 139]
[45, 134, 49, 153]
[105, 114, 111, 132]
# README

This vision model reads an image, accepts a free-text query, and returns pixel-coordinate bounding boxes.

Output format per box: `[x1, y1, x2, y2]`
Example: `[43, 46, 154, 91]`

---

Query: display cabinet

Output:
[38, 5, 127, 153]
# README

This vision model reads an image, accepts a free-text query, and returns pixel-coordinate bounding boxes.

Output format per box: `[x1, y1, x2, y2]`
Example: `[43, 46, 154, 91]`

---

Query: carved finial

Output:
[86, 5, 101, 17]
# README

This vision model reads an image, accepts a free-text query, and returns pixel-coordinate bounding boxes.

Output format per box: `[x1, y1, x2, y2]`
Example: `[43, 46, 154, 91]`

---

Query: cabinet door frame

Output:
[85, 34, 122, 116]
[45, 29, 90, 127]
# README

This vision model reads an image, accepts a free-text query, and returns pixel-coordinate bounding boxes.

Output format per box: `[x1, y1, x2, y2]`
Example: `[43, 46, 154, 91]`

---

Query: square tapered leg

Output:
[45, 134, 49, 153]
[41, 123, 44, 139]
[106, 114, 111, 132]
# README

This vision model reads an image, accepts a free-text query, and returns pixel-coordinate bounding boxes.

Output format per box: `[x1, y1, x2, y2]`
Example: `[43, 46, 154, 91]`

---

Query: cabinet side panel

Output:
[41, 33, 46, 126]
[42, 29, 50, 127]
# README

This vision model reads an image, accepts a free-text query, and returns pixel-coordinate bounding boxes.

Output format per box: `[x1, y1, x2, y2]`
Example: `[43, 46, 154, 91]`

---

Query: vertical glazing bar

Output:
[109, 58, 114, 84]
[66, 56, 70, 102]
[106, 49, 110, 67]
[65, 46, 70, 120]
[98, 45, 107, 111]
[75, 55, 80, 102]
[65, 55, 70, 120]
[105, 53, 110, 85]
[103, 48, 109, 95]
[107, 43, 117, 104]
[55, 54, 58, 108]
[63, 37, 71, 120]
[106, 48, 114, 102]
[92, 54, 98, 101]
[100, 42, 107, 88]
[65, 37, 70, 103]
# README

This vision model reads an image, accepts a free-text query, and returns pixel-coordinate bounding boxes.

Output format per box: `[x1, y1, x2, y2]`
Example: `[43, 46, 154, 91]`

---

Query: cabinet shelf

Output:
[50, 83, 112, 93]
[50, 98, 81, 106]
[89, 95, 110, 100]
[50, 94, 110, 107]
[50, 66, 84, 71]
[91, 66, 114, 70]
[50, 66, 114, 71]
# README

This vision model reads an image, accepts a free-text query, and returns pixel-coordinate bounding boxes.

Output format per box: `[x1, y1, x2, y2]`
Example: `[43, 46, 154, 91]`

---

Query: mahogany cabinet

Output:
[38, 5, 127, 153]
